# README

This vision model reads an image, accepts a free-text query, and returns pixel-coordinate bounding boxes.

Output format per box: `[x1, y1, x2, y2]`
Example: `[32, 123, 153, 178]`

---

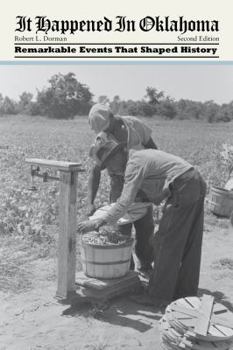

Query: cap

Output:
[88, 103, 112, 133]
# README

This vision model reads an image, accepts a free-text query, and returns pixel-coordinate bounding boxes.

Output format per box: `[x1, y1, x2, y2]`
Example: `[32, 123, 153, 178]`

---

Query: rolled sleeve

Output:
[102, 160, 145, 224]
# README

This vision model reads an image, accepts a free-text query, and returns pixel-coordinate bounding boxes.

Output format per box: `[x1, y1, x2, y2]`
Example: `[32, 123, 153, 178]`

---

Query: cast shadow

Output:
[61, 294, 163, 333]
[60, 287, 233, 334]
[198, 288, 233, 312]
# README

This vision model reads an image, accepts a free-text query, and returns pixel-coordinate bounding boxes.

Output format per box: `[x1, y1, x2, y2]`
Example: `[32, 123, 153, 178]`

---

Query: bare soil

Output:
[1, 215, 233, 350]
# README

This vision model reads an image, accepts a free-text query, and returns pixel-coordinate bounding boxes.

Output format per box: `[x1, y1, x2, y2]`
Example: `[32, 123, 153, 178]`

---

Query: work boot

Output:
[137, 263, 153, 278]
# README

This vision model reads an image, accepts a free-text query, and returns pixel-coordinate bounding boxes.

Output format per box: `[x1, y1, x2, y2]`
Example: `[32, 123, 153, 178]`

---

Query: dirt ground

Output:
[1, 216, 233, 350]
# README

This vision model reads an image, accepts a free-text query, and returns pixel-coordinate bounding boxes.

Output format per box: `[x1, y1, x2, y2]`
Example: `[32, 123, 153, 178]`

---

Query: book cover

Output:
[0, 1, 233, 349]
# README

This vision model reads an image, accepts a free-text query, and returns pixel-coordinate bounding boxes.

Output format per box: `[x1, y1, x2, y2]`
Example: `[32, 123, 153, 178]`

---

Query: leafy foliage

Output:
[1, 78, 233, 122]
[1, 115, 233, 244]
[0, 95, 18, 115]
[1, 115, 233, 293]
[18, 92, 33, 114]
[35, 73, 93, 119]
[109, 92, 233, 122]
[145, 87, 164, 105]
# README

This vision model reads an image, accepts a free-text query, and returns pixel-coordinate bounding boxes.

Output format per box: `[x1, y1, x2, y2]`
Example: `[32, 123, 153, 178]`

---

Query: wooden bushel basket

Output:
[81, 238, 134, 279]
[160, 295, 233, 349]
[208, 186, 233, 217]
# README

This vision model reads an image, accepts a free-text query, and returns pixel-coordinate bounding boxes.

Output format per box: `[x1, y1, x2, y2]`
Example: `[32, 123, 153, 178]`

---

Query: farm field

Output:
[1, 115, 233, 350]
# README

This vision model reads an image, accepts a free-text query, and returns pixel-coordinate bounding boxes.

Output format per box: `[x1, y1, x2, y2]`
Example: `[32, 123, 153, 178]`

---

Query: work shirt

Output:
[100, 116, 152, 200]
[102, 149, 193, 224]
[110, 116, 152, 150]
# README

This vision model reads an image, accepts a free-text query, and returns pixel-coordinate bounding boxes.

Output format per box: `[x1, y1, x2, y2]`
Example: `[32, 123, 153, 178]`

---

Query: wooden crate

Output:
[75, 270, 141, 301]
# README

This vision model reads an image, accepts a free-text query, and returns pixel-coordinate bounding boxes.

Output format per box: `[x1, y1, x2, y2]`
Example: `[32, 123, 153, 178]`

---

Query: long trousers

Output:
[148, 168, 206, 303]
[118, 205, 154, 269]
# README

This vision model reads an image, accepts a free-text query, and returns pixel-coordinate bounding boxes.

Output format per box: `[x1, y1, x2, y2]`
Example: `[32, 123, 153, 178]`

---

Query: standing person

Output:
[78, 143, 206, 309]
[87, 103, 158, 217]
[88, 103, 158, 149]
[87, 132, 154, 273]
[87, 103, 158, 272]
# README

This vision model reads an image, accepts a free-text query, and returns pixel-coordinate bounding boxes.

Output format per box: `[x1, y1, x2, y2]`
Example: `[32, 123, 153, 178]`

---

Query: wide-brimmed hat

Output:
[88, 103, 112, 133]
[89, 132, 124, 167]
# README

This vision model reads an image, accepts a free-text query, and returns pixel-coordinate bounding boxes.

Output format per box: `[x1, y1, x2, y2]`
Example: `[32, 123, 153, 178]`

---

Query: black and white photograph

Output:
[1, 63, 233, 349]
[1, 0, 233, 347]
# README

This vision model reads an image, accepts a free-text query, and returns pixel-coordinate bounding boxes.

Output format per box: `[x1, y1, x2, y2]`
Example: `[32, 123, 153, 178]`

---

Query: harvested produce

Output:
[82, 227, 131, 246]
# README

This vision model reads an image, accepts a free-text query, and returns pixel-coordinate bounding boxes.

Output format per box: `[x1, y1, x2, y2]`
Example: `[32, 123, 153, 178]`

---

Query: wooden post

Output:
[56, 169, 78, 299]
[25, 158, 141, 303]
[25, 158, 83, 300]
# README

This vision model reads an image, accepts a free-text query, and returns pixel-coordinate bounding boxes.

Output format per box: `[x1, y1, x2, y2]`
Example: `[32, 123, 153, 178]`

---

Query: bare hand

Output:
[77, 219, 103, 234]
[86, 203, 96, 217]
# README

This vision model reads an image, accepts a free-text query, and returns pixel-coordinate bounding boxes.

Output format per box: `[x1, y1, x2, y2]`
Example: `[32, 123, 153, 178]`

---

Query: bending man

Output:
[88, 132, 154, 272]
[78, 135, 206, 308]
